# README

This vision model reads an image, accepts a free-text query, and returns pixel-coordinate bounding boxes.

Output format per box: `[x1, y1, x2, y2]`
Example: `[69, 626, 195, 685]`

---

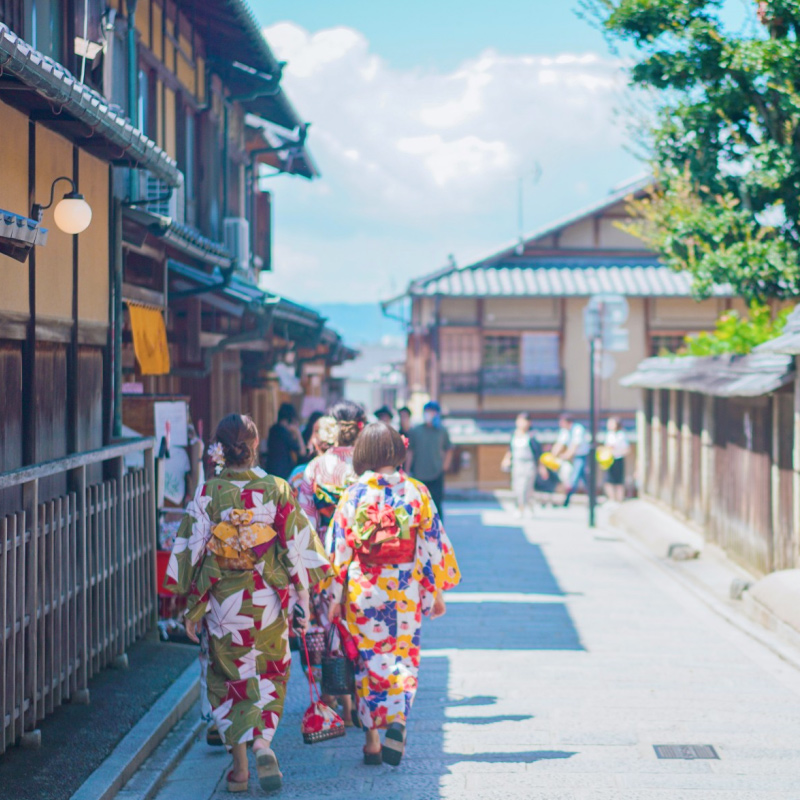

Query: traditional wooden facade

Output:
[0, 0, 349, 751]
[622, 348, 798, 577]
[385, 181, 743, 491]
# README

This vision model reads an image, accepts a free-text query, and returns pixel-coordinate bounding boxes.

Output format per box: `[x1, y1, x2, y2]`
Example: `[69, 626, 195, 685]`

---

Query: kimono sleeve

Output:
[413, 481, 461, 615]
[296, 460, 319, 530]
[328, 487, 356, 605]
[274, 479, 331, 592]
[163, 483, 216, 621]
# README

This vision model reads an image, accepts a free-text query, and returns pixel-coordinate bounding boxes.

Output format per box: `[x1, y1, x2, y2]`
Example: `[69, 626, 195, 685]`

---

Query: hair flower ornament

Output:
[208, 442, 226, 475]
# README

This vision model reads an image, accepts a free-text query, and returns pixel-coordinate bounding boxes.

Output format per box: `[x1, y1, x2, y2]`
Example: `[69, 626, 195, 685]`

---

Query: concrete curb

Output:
[70, 661, 200, 800]
[603, 502, 800, 675]
[115, 703, 205, 800]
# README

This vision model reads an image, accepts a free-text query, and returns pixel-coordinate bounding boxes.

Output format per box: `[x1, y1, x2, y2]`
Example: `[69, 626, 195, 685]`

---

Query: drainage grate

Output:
[654, 745, 719, 760]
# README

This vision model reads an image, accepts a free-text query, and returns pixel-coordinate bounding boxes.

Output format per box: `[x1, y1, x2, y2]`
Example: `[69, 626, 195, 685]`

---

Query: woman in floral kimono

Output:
[165, 414, 331, 793]
[328, 423, 461, 766]
[297, 401, 366, 723]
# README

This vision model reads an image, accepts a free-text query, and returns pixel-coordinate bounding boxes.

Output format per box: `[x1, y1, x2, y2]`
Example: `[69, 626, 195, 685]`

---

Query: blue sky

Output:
[250, 1, 755, 305]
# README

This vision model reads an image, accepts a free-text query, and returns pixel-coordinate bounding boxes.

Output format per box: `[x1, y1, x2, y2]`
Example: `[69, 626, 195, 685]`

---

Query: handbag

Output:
[300, 631, 347, 744]
[298, 624, 326, 668]
[321, 623, 356, 696]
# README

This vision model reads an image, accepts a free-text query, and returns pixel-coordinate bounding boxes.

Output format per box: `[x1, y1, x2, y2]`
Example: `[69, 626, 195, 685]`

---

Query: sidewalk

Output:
[0, 636, 198, 800]
[123, 499, 800, 799]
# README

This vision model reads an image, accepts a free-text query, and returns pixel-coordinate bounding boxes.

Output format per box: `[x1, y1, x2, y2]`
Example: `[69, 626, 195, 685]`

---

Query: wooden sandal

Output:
[206, 725, 224, 747]
[226, 770, 249, 792]
[255, 748, 283, 793]
[363, 747, 383, 766]
[382, 722, 406, 766]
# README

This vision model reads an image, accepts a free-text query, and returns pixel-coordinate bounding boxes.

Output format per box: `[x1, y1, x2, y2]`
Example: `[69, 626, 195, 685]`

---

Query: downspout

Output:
[126, 0, 139, 202]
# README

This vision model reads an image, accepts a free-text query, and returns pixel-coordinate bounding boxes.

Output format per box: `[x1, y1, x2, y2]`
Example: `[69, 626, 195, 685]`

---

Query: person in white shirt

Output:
[550, 414, 591, 508]
[603, 417, 630, 503]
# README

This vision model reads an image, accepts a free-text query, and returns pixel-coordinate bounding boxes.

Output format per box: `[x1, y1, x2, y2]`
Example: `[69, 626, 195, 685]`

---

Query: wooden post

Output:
[794, 363, 800, 568]
[667, 390, 678, 508]
[75, 464, 90, 701]
[114, 457, 126, 658]
[636, 390, 647, 498]
[22, 479, 37, 733]
[651, 390, 662, 499]
[145, 445, 157, 629]
[681, 391, 692, 516]
[701, 395, 714, 526]
[771, 394, 781, 572]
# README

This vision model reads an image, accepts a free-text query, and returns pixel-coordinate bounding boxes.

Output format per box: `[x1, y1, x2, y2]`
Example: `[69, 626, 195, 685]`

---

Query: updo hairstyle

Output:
[329, 400, 367, 447]
[214, 414, 259, 469]
[316, 416, 339, 449]
[353, 422, 407, 475]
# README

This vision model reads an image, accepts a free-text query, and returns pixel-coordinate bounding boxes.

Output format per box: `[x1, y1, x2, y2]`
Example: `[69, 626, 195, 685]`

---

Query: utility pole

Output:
[583, 294, 629, 528]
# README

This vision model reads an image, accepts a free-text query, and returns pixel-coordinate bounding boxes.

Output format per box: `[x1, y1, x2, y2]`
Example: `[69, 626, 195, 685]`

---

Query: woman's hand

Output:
[184, 616, 200, 643]
[431, 593, 446, 620]
[329, 601, 342, 620]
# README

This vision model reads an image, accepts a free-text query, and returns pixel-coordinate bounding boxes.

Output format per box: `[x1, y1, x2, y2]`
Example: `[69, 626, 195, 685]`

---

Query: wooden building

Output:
[384, 180, 741, 491]
[0, 0, 349, 752]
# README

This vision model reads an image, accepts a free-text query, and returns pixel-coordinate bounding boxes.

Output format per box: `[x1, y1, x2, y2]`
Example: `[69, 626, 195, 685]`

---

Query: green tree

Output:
[673, 301, 790, 355]
[583, 0, 800, 301]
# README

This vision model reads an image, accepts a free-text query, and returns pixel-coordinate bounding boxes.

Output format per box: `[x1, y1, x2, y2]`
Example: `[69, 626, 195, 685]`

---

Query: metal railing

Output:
[440, 370, 565, 395]
[1, 439, 156, 754]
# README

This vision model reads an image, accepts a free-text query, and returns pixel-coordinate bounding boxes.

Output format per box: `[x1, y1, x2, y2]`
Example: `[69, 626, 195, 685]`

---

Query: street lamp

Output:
[32, 177, 93, 235]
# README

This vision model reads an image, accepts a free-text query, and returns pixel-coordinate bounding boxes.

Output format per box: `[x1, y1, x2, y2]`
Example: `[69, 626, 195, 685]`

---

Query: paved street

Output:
[139, 499, 800, 799]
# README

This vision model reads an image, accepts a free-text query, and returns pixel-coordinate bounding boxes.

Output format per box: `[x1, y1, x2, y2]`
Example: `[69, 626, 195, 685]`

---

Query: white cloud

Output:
[261, 22, 639, 304]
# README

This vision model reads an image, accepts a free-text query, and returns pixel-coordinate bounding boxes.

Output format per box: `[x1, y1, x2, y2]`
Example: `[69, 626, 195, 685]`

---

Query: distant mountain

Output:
[313, 303, 406, 347]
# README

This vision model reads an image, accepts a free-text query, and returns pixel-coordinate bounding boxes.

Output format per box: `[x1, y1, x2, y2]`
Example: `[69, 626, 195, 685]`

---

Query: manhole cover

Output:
[654, 745, 719, 760]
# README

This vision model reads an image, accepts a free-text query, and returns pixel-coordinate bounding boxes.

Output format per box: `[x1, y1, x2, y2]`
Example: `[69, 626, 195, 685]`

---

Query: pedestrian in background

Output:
[406, 400, 452, 517]
[603, 416, 630, 503]
[297, 400, 367, 726]
[398, 406, 412, 436]
[551, 414, 591, 508]
[328, 423, 461, 765]
[165, 414, 330, 793]
[265, 402, 306, 479]
[502, 413, 543, 517]
[374, 405, 394, 425]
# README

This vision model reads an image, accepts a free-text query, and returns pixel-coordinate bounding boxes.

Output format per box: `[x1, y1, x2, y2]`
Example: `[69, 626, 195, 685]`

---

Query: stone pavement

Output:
[136, 499, 800, 799]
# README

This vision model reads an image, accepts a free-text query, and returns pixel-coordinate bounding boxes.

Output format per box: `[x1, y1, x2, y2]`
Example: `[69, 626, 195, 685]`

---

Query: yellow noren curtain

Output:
[128, 302, 171, 376]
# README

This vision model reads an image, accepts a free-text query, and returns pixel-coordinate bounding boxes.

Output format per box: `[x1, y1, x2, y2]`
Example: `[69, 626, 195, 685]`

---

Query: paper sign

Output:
[154, 401, 188, 447]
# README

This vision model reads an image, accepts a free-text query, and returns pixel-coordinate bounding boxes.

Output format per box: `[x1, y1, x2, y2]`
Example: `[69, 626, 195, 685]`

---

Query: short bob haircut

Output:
[353, 422, 407, 475]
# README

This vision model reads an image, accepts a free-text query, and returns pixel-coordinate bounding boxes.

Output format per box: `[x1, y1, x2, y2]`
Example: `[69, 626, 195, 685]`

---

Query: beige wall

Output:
[483, 297, 560, 328]
[650, 297, 724, 329]
[480, 394, 560, 413]
[78, 151, 109, 325]
[440, 297, 478, 325]
[35, 126, 74, 321]
[0, 101, 31, 317]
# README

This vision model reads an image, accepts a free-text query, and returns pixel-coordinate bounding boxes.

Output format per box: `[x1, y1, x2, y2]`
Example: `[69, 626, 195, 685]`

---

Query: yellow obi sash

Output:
[207, 508, 277, 570]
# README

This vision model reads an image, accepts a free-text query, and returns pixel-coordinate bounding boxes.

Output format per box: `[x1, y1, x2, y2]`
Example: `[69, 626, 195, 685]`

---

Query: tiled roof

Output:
[410, 260, 732, 298]
[0, 24, 181, 187]
[621, 353, 794, 397]
[0, 209, 47, 246]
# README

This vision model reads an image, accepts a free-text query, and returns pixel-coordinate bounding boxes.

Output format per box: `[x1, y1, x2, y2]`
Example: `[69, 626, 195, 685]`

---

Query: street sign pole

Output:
[588, 334, 597, 528]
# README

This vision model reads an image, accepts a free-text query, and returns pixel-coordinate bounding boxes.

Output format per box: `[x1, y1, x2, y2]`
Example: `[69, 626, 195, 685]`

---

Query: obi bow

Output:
[353, 502, 410, 549]
[207, 508, 277, 568]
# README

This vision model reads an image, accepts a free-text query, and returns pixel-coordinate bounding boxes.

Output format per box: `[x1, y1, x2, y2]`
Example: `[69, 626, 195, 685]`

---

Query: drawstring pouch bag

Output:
[300, 631, 346, 744]
[321, 622, 356, 696]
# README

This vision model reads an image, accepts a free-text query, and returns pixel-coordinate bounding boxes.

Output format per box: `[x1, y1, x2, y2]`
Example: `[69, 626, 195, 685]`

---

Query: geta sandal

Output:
[255, 748, 283, 793]
[382, 722, 406, 766]
[226, 770, 249, 792]
[363, 748, 383, 766]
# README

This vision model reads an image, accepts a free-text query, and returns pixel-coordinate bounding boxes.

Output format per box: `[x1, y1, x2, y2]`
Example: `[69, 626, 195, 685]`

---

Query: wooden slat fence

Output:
[0, 439, 155, 754]
[639, 386, 796, 577]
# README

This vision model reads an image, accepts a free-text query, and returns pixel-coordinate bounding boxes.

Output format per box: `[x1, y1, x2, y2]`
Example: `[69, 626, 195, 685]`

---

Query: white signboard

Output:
[154, 401, 189, 447]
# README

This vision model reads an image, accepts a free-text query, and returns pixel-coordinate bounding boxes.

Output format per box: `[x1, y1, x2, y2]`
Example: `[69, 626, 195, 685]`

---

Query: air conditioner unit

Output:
[224, 217, 251, 274]
[138, 170, 184, 223]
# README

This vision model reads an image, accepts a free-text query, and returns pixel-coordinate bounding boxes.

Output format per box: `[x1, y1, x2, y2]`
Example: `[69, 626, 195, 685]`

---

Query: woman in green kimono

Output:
[165, 414, 331, 793]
